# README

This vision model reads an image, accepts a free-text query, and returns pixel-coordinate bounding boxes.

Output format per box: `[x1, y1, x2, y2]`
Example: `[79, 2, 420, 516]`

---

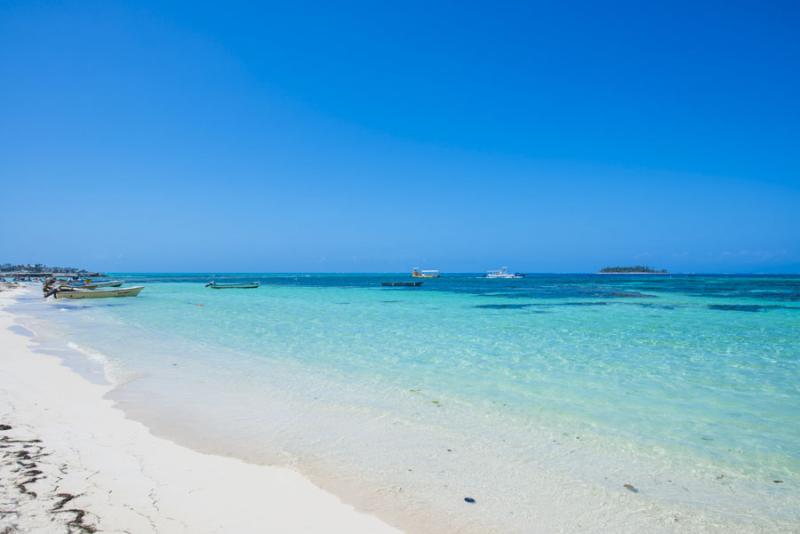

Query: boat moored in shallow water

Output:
[67, 280, 124, 289]
[411, 268, 440, 278]
[205, 281, 260, 289]
[53, 286, 144, 299]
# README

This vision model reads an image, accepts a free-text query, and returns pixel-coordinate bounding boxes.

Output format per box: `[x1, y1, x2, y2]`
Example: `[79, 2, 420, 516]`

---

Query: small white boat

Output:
[411, 268, 440, 278]
[485, 267, 524, 279]
[54, 286, 144, 299]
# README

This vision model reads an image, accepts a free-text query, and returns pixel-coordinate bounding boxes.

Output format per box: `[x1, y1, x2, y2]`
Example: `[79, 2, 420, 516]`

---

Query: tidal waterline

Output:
[11, 274, 800, 531]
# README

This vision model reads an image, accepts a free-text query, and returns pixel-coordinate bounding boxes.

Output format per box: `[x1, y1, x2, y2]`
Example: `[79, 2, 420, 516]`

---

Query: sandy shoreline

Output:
[0, 286, 398, 533]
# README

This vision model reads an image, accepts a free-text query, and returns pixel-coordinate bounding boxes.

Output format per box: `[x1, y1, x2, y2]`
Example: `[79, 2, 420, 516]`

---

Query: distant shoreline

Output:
[90, 272, 800, 278]
[6, 270, 800, 277]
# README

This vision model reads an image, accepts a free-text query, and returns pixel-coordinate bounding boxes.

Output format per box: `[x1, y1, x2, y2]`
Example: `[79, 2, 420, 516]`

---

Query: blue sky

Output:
[1, 1, 798, 272]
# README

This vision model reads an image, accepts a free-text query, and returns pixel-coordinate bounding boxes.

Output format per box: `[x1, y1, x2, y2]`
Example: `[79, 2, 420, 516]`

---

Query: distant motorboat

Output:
[411, 268, 440, 278]
[53, 286, 144, 299]
[485, 267, 524, 279]
[205, 281, 260, 289]
[382, 281, 423, 287]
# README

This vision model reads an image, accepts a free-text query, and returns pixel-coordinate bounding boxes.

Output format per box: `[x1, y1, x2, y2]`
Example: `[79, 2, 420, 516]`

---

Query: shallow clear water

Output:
[11, 274, 800, 531]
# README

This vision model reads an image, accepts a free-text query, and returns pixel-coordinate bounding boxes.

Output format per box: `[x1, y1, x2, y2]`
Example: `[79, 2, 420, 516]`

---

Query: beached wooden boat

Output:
[54, 286, 144, 299]
[205, 281, 260, 289]
[381, 281, 423, 287]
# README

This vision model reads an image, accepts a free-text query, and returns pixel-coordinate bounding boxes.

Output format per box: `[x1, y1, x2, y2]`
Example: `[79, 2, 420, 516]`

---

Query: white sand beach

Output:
[0, 286, 398, 533]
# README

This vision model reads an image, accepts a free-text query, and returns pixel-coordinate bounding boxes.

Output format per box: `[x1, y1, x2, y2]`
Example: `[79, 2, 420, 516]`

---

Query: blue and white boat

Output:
[485, 267, 524, 279]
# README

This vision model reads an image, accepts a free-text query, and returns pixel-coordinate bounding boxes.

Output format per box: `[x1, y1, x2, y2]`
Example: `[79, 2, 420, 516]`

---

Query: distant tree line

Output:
[599, 265, 667, 273]
[1, 263, 88, 273]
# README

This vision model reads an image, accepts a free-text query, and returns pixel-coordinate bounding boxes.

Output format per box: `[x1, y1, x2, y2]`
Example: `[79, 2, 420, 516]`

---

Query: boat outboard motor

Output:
[43, 286, 59, 299]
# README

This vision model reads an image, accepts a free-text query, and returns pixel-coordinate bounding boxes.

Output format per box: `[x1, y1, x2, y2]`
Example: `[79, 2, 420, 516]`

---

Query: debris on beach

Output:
[464, 497, 476, 503]
[0, 428, 97, 532]
[623, 484, 639, 493]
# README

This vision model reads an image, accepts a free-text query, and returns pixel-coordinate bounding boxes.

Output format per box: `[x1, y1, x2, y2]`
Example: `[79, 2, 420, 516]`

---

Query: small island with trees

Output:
[599, 265, 668, 274]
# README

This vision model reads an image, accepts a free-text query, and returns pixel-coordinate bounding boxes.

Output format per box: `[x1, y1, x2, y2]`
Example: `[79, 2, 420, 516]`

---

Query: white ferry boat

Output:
[485, 267, 524, 279]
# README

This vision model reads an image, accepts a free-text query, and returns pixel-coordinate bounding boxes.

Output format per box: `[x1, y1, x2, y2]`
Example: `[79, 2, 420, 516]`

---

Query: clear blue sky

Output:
[1, 1, 798, 272]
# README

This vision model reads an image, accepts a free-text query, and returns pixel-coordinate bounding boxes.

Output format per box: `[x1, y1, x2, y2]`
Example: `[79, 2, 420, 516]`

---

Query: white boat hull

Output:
[486, 267, 524, 279]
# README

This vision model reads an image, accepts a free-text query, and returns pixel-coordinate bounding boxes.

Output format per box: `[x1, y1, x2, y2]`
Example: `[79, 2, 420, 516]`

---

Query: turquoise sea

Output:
[10, 274, 800, 531]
